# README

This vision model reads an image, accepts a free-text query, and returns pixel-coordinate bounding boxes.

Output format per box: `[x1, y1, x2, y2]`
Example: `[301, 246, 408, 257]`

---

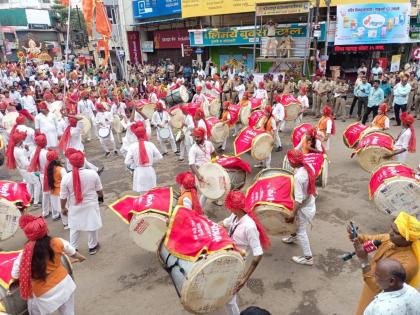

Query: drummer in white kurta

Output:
[179, 108, 195, 162]
[282, 149, 317, 266]
[28, 133, 50, 217]
[15, 115, 36, 154]
[124, 125, 163, 193]
[134, 106, 152, 138]
[194, 108, 208, 138]
[147, 86, 159, 104]
[188, 127, 215, 208]
[151, 102, 178, 155]
[110, 95, 128, 144]
[60, 150, 103, 254]
[222, 191, 269, 315]
[385, 112, 416, 163]
[254, 82, 268, 100]
[95, 103, 118, 156]
[77, 91, 97, 140]
[34, 101, 59, 149]
[272, 96, 284, 151]
[58, 114, 99, 172]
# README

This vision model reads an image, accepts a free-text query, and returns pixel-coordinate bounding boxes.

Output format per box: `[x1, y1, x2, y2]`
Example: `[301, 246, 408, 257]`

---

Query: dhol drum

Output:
[355, 131, 394, 172]
[0, 254, 73, 315]
[80, 116, 92, 138]
[251, 133, 274, 161]
[157, 242, 244, 314]
[112, 116, 124, 134]
[129, 212, 169, 252]
[369, 163, 420, 217]
[279, 94, 302, 121]
[48, 101, 63, 120]
[98, 126, 111, 138]
[169, 108, 185, 130]
[239, 106, 251, 125]
[0, 199, 21, 241]
[249, 97, 264, 110]
[342, 122, 369, 149]
[196, 162, 231, 200]
[252, 169, 296, 235]
[282, 154, 329, 188]
[248, 110, 265, 129]
[140, 102, 156, 120]
[158, 127, 171, 140]
[165, 85, 189, 106]
[209, 98, 221, 117]
[210, 121, 229, 144]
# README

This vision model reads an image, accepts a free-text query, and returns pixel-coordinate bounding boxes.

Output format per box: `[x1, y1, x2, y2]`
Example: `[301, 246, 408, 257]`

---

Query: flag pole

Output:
[63, 1, 72, 101]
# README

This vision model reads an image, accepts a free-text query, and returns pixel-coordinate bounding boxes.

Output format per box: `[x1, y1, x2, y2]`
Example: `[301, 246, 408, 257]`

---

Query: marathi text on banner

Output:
[233, 127, 265, 156]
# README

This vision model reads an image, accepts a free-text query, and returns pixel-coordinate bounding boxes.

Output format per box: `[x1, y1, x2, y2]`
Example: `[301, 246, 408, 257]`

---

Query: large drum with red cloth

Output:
[249, 97, 266, 110]
[279, 94, 302, 121]
[342, 122, 368, 148]
[157, 207, 245, 314]
[251, 133, 274, 161]
[292, 123, 313, 148]
[206, 117, 229, 144]
[354, 131, 394, 172]
[369, 163, 420, 217]
[196, 160, 248, 200]
[248, 110, 265, 129]
[0, 252, 73, 315]
[282, 153, 329, 188]
[249, 169, 296, 235]
[205, 94, 221, 117]
[239, 105, 252, 125]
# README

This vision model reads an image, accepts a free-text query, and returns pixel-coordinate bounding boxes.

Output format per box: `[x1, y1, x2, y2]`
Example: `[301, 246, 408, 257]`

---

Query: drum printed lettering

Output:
[210, 222, 222, 242]
[267, 188, 275, 201]
[134, 219, 149, 235]
[145, 194, 154, 208]
[0, 183, 10, 197]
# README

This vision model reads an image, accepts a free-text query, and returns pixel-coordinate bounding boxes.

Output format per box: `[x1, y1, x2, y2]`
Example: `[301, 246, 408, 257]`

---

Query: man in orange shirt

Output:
[317, 106, 335, 152]
[11, 214, 85, 315]
[255, 106, 275, 168]
[371, 103, 390, 130]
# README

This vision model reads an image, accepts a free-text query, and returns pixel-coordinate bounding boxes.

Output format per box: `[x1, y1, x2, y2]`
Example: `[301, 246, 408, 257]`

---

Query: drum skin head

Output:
[209, 99, 221, 117]
[357, 147, 393, 172]
[180, 251, 245, 314]
[373, 178, 420, 217]
[141, 103, 156, 120]
[0, 199, 20, 241]
[170, 109, 185, 129]
[211, 123, 229, 144]
[112, 116, 124, 134]
[254, 204, 296, 235]
[251, 133, 274, 161]
[129, 213, 168, 252]
[240, 106, 251, 125]
[256, 167, 293, 180]
[81, 116, 92, 136]
[284, 102, 302, 121]
[196, 163, 231, 200]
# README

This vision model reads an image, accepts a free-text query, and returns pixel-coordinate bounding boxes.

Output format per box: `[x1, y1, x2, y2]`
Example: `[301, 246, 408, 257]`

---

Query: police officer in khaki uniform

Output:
[408, 72, 418, 112]
[315, 75, 329, 118]
[222, 75, 233, 103]
[246, 75, 257, 97]
[333, 79, 349, 122]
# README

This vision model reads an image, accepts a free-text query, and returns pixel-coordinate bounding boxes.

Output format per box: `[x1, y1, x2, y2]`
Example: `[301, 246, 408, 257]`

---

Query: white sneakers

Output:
[282, 235, 297, 244]
[292, 256, 314, 266]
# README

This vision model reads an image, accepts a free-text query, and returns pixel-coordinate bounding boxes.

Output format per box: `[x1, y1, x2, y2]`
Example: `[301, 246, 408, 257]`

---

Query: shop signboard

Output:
[127, 31, 141, 64]
[390, 55, 401, 72]
[142, 41, 154, 53]
[335, 3, 410, 45]
[333, 45, 385, 52]
[132, 0, 181, 20]
[410, 19, 420, 39]
[189, 24, 327, 47]
[256, 2, 310, 16]
[154, 29, 189, 49]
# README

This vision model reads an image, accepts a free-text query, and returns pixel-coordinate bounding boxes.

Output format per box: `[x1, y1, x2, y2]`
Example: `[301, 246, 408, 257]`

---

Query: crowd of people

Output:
[0, 58, 419, 315]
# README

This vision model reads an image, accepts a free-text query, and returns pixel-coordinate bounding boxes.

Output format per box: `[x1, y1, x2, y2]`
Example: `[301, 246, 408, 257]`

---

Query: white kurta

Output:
[151, 110, 174, 139]
[134, 111, 152, 138]
[60, 168, 103, 231]
[77, 99, 96, 119]
[67, 121, 84, 151]
[294, 167, 316, 221]
[124, 141, 163, 193]
[16, 124, 36, 153]
[394, 128, 412, 163]
[34, 113, 59, 148]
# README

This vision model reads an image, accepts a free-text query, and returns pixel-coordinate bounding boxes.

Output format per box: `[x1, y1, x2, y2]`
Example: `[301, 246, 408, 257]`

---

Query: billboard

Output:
[154, 29, 189, 49]
[132, 0, 181, 20]
[335, 3, 410, 45]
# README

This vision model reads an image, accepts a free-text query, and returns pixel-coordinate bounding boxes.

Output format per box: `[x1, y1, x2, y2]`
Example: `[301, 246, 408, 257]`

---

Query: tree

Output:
[50, 0, 89, 49]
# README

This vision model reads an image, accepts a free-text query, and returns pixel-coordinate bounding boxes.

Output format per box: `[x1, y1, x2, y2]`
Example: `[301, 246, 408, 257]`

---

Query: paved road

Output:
[1, 116, 419, 315]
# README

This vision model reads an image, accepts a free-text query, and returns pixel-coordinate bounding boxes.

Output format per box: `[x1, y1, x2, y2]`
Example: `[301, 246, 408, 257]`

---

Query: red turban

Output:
[69, 151, 85, 204]
[80, 90, 89, 98]
[265, 105, 272, 114]
[5, 130, 26, 169]
[225, 191, 271, 250]
[287, 149, 316, 195]
[58, 118, 78, 152]
[379, 103, 388, 113]
[401, 112, 416, 153]
[38, 101, 48, 110]
[322, 105, 335, 135]
[133, 126, 149, 165]
[259, 82, 265, 89]
[176, 172, 203, 215]
[155, 102, 164, 111]
[192, 127, 206, 140]
[223, 101, 230, 107]
[18, 214, 48, 300]
[100, 88, 108, 96]
[96, 103, 105, 111]
[15, 114, 25, 125]
[306, 126, 317, 139]
[64, 147, 78, 159]
[19, 109, 34, 122]
[243, 91, 249, 99]
[43, 92, 53, 102]
[28, 134, 47, 172]
[197, 86, 204, 92]
[43, 149, 59, 192]
[194, 108, 205, 121]
[274, 95, 282, 103]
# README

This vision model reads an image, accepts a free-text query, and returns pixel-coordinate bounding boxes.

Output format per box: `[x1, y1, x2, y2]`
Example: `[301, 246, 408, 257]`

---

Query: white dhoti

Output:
[132, 165, 157, 193]
[98, 130, 117, 153]
[19, 169, 41, 204]
[156, 129, 177, 154]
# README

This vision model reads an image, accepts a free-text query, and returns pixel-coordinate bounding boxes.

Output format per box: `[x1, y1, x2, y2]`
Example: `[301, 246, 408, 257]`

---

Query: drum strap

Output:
[228, 216, 240, 237]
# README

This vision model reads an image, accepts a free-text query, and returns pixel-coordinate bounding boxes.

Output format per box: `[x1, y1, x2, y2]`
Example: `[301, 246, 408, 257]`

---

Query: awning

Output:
[131, 17, 183, 26]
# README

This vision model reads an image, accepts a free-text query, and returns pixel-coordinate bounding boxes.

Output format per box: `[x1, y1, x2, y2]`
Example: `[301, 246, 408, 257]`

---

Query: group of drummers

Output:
[0, 61, 419, 315]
